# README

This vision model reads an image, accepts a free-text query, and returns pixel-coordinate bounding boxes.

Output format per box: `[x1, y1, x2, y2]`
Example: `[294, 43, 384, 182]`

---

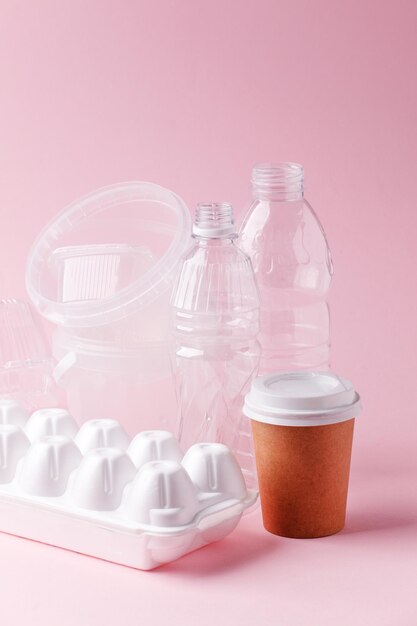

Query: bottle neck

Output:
[192, 202, 238, 240]
[251, 162, 304, 202]
[193, 236, 235, 247]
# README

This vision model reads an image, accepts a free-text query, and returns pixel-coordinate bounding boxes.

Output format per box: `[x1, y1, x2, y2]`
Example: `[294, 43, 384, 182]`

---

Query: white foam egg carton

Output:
[0, 397, 256, 570]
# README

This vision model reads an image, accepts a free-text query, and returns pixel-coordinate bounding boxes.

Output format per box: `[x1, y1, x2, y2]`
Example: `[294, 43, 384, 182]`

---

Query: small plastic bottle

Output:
[240, 163, 333, 373]
[171, 202, 260, 488]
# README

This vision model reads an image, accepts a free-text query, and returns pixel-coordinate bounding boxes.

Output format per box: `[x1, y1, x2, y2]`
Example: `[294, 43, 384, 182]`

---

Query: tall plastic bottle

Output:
[171, 202, 260, 488]
[240, 163, 333, 373]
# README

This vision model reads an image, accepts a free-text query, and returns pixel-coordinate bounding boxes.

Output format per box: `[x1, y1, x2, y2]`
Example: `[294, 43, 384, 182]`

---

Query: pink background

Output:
[0, 1, 416, 624]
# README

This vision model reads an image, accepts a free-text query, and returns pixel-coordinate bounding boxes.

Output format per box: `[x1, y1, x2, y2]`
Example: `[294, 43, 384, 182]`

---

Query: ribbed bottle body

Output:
[171, 204, 260, 488]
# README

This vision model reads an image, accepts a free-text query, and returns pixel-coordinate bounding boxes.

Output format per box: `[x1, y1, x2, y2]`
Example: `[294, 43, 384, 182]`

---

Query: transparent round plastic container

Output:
[26, 182, 191, 435]
[0, 299, 60, 411]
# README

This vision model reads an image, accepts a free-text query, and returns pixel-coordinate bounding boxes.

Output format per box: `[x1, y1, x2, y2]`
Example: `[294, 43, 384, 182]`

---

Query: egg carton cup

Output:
[0, 397, 256, 570]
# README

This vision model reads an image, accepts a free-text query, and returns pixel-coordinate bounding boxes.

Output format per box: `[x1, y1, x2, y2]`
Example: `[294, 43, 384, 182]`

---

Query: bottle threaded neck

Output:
[193, 202, 238, 239]
[251, 162, 304, 201]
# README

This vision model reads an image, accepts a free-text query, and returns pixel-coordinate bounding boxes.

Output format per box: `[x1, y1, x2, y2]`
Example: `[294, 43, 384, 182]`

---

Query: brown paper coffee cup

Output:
[244, 372, 361, 539]
[252, 418, 354, 538]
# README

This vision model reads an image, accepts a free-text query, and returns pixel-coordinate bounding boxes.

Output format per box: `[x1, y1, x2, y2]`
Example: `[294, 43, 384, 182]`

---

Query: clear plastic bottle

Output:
[171, 202, 260, 488]
[240, 163, 333, 373]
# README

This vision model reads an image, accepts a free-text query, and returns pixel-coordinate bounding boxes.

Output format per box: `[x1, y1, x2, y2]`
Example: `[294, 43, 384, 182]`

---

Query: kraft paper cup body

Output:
[244, 372, 361, 539]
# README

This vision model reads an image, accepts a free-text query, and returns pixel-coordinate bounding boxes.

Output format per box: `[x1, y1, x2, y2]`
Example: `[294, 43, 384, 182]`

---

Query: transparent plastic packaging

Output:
[171, 203, 260, 489]
[240, 163, 333, 373]
[0, 299, 58, 410]
[0, 398, 256, 570]
[26, 182, 191, 435]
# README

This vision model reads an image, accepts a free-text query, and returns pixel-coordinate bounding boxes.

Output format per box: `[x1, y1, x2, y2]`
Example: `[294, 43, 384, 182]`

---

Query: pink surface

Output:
[0, 1, 416, 624]
[0, 466, 416, 626]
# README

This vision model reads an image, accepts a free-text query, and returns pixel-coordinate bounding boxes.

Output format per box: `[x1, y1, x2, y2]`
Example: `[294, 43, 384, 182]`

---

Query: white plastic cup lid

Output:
[244, 371, 361, 427]
[26, 182, 191, 328]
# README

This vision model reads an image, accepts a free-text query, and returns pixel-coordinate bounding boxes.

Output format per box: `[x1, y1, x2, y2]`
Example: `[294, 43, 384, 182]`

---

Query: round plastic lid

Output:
[244, 371, 361, 426]
[26, 182, 191, 328]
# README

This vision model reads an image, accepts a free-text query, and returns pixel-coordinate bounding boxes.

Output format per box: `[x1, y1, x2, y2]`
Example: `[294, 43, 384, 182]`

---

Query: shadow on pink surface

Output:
[162, 526, 278, 576]
[344, 512, 417, 535]
[344, 463, 417, 535]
